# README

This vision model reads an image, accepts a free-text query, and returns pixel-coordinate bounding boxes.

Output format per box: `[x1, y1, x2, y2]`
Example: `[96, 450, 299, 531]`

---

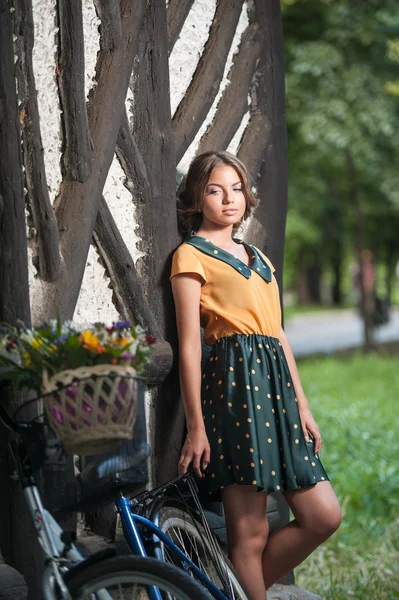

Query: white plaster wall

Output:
[175, 3, 249, 174]
[29, 0, 249, 325]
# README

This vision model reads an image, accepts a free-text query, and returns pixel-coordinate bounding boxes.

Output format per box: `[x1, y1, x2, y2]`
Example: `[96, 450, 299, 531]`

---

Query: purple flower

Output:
[113, 320, 131, 330]
[121, 351, 135, 360]
[55, 334, 69, 346]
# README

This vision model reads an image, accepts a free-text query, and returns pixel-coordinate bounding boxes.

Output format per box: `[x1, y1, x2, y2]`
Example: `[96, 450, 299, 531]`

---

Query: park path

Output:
[285, 307, 399, 358]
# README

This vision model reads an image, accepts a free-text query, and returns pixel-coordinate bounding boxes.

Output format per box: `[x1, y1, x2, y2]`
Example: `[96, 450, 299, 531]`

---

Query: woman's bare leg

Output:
[222, 485, 269, 600]
[262, 481, 341, 588]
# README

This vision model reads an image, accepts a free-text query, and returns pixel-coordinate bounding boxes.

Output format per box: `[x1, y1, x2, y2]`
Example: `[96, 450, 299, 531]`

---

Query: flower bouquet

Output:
[0, 319, 156, 455]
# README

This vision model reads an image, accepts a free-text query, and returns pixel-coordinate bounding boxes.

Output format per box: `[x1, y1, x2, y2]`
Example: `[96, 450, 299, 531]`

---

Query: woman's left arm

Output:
[278, 327, 322, 455]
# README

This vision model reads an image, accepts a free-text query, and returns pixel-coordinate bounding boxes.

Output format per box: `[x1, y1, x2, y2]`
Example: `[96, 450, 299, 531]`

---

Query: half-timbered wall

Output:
[28, 0, 250, 324]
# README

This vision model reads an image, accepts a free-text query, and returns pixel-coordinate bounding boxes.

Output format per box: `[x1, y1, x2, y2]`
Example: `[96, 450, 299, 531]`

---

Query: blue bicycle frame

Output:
[116, 495, 227, 600]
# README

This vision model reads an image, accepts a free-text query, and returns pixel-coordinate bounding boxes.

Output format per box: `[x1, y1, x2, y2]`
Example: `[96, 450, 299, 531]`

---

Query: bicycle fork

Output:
[116, 496, 164, 600]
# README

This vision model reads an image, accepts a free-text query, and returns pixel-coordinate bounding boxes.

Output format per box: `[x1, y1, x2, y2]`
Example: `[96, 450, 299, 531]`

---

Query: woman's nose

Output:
[223, 190, 234, 204]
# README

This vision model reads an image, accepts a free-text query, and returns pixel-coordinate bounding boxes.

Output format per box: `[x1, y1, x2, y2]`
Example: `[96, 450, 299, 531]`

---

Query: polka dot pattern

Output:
[201, 333, 329, 496]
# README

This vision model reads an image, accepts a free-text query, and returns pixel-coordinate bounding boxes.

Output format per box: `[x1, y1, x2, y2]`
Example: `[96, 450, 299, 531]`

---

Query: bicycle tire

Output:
[155, 505, 252, 600]
[65, 554, 211, 600]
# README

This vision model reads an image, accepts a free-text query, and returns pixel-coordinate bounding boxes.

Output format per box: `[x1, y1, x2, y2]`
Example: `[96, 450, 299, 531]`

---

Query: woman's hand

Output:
[299, 407, 322, 455]
[179, 428, 211, 478]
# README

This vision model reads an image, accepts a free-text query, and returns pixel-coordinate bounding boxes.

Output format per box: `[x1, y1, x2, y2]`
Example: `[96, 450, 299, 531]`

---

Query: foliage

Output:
[0, 319, 155, 396]
[281, 0, 399, 300]
[296, 353, 399, 598]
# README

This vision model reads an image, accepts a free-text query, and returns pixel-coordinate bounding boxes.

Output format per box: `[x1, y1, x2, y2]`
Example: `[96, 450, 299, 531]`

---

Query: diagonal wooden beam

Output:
[167, 0, 195, 54]
[93, 0, 122, 51]
[57, 0, 93, 181]
[116, 110, 151, 204]
[237, 113, 272, 184]
[172, 0, 244, 164]
[94, 196, 163, 341]
[13, 0, 61, 281]
[197, 22, 262, 154]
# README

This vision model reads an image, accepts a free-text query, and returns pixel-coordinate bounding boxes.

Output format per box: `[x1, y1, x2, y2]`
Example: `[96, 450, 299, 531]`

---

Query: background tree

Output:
[282, 0, 399, 348]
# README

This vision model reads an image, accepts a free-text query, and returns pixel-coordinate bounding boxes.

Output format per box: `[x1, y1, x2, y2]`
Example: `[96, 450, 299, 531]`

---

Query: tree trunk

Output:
[346, 150, 375, 351]
[385, 241, 397, 306]
[306, 261, 322, 304]
[0, 1, 42, 596]
[296, 253, 311, 306]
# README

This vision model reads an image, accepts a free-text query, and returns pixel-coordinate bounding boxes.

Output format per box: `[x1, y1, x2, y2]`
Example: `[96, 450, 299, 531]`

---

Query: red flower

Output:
[145, 334, 156, 345]
[6, 337, 16, 351]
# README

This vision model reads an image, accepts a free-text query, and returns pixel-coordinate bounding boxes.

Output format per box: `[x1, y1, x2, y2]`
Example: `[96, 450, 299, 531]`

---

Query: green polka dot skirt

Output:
[202, 334, 329, 495]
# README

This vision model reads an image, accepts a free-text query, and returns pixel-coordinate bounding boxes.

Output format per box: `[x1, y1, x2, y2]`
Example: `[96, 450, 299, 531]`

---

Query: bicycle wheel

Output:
[65, 555, 211, 600]
[156, 506, 251, 600]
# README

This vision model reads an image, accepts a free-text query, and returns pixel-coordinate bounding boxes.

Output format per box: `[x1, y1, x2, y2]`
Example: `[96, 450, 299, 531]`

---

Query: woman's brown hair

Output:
[178, 151, 258, 234]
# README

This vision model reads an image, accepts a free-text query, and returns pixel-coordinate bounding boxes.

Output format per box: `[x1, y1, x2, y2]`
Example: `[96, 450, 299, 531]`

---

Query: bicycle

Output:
[0, 384, 210, 600]
[108, 469, 252, 600]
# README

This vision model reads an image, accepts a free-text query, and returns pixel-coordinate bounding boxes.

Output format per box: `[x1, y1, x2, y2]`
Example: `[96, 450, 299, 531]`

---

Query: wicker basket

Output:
[41, 365, 138, 456]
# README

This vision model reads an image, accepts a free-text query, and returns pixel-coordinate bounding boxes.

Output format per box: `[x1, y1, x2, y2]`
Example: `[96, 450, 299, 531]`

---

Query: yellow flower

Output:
[22, 351, 31, 366]
[31, 338, 43, 351]
[79, 331, 105, 354]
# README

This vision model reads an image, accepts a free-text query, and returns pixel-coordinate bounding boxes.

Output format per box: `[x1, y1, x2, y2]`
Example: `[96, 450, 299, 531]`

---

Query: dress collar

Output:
[185, 235, 272, 283]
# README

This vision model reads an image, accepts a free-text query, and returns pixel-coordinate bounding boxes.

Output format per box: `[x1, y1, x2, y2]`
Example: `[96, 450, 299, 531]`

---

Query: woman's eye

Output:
[234, 188, 243, 192]
[208, 189, 220, 195]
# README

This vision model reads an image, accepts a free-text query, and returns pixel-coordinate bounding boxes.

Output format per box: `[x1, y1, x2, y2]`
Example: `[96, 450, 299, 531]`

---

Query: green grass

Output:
[295, 353, 399, 599]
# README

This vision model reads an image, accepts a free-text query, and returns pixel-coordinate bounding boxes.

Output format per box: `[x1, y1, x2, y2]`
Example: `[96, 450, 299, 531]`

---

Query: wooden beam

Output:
[237, 113, 272, 184]
[35, 0, 147, 323]
[131, 1, 182, 483]
[197, 22, 262, 154]
[167, 0, 195, 54]
[0, 2, 31, 327]
[14, 0, 61, 282]
[0, 1, 41, 594]
[116, 110, 151, 204]
[57, 0, 93, 182]
[93, 0, 122, 51]
[173, 0, 244, 164]
[243, 0, 288, 288]
[93, 196, 164, 340]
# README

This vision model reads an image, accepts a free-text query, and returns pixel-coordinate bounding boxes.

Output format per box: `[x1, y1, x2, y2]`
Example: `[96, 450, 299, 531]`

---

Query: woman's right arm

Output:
[171, 273, 210, 478]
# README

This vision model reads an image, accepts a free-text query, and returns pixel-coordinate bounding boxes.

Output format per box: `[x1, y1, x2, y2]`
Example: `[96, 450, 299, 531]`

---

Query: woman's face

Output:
[201, 165, 246, 230]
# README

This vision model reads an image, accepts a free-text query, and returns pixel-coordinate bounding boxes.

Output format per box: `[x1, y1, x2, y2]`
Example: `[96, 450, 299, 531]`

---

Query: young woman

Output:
[170, 151, 341, 599]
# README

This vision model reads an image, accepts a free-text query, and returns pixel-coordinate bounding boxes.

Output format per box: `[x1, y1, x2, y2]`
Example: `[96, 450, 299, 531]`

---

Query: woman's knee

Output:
[228, 516, 269, 556]
[304, 502, 342, 540]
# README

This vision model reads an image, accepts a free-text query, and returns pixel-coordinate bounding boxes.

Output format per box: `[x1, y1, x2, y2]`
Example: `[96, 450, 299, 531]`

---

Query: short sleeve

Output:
[170, 244, 207, 283]
[253, 246, 276, 273]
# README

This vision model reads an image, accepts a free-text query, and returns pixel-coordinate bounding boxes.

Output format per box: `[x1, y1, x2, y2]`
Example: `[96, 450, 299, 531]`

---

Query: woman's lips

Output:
[222, 209, 238, 215]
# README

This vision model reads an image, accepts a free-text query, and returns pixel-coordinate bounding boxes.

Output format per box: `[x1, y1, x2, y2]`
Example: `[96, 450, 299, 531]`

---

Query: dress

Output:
[170, 235, 329, 495]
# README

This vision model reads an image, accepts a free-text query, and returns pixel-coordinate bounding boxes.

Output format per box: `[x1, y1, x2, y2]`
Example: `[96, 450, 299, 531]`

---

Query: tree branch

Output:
[116, 109, 151, 204]
[57, 0, 93, 181]
[36, 0, 147, 322]
[93, 0, 122, 51]
[172, 0, 244, 164]
[197, 22, 261, 155]
[166, 0, 195, 54]
[14, 0, 61, 282]
[93, 196, 163, 340]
